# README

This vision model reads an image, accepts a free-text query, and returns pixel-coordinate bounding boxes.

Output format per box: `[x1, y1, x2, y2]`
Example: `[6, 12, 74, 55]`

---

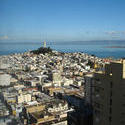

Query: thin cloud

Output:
[0, 35, 9, 40]
[105, 31, 125, 39]
[105, 31, 119, 35]
[105, 31, 125, 35]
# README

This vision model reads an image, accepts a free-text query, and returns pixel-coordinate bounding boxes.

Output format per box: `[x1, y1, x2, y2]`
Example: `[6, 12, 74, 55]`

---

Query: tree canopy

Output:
[31, 47, 52, 54]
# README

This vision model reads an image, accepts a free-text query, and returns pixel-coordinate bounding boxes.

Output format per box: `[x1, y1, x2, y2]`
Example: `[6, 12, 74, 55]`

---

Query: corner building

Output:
[93, 60, 125, 125]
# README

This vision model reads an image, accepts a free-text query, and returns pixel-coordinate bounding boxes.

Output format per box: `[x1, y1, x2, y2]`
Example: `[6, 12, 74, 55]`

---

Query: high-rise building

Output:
[93, 60, 125, 125]
[84, 74, 93, 105]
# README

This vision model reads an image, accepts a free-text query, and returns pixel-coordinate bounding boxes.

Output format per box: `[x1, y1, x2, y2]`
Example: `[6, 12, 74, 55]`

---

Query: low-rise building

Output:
[0, 73, 11, 86]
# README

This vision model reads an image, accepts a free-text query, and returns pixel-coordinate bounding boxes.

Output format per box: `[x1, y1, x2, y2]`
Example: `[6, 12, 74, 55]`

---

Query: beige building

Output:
[0, 73, 11, 86]
[23, 100, 69, 125]
[53, 72, 62, 86]
[17, 94, 31, 104]
[93, 60, 125, 125]
[0, 59, 10, 69]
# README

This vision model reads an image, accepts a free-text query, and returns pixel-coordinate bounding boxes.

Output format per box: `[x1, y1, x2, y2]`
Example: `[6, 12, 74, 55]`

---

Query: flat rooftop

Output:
[31, 111, 52, 119]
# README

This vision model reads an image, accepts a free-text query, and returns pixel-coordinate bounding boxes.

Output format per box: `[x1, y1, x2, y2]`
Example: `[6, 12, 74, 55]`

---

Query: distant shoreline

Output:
[1, 41, 125, 58]
[105, 46, 125, 48]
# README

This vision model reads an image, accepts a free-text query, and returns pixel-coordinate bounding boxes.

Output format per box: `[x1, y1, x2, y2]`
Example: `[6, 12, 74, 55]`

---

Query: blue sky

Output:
[0, 0, 125, 42]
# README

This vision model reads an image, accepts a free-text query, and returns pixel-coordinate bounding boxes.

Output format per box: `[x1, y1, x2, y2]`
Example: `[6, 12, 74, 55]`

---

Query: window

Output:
[110, 99, 112, 105]
[110, 91, 112, 97]
[95, 88, 100, 93]
[110, 107, 112, 114]
[122, 104, 125, 107]
[109, 116, 112, 122]
[94, 102, 103, 109]
[95, 109, 101, 116]
[121, 112, 125, 115]
[120, 121, 125, 124]
[95, 78, 100, 81]
[110, 82, 113, 88]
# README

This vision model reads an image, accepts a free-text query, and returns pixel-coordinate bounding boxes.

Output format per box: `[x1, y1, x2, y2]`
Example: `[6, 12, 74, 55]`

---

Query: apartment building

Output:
[84, 74, 93, 105]
[93, 60, 125, 125]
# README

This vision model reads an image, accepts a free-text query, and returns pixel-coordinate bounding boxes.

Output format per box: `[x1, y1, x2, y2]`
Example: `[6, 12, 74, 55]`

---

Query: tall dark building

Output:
[93, 60, 125, 125]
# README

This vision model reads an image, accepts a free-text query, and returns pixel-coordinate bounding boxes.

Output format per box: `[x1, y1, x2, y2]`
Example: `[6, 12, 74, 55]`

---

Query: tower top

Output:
[44, 41, 46, 48]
